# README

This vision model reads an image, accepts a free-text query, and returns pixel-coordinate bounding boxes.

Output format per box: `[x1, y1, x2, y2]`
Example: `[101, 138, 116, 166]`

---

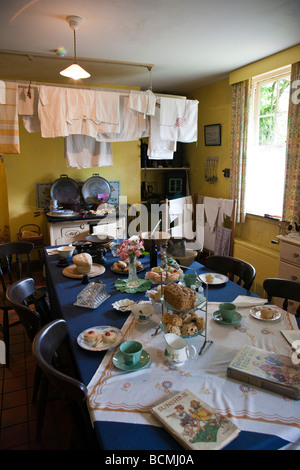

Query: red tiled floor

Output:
[0, 263, 73, 450]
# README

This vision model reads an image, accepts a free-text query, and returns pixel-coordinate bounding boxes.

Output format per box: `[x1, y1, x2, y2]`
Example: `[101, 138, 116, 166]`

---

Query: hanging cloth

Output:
[147, 105, 176, 159]
[128, 90, 156, 116]
[65, 135, 113, 169]
[0, 82, 20, 154]
[160, 97, 198, 142]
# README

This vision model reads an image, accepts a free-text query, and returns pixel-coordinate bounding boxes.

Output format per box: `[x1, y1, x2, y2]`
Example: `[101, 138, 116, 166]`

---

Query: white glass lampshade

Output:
[60, 63, 91, 80]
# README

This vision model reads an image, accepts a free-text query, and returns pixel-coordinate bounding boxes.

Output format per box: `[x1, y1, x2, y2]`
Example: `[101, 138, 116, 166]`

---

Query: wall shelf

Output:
[141, 167, 190, 171]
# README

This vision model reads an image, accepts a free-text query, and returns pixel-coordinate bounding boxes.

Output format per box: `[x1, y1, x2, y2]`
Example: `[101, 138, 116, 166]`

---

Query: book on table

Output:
[227, 345, 300, 400]
[151, 389, 239, 450]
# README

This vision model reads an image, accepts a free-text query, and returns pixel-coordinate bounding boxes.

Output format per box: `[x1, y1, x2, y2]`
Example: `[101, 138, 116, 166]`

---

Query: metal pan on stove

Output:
[82, 174, 111, 207]
[50, 174, 80, 205]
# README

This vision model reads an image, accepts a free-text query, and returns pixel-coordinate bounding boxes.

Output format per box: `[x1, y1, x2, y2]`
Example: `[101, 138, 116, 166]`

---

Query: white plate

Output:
[77, 325, 123, 351]
[250, 306, 282, 322]
[112, 299, 136, 312]
[111, 264, 144, 275]
[145, 272, 183, 284]
[198, 273, 228, 285]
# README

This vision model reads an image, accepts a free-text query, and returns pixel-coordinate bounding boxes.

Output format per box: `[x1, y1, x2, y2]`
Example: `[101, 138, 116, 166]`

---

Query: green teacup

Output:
[219, 302, 237, 323]
[120, 341, 142, 365]
[184, 273, 197, 288]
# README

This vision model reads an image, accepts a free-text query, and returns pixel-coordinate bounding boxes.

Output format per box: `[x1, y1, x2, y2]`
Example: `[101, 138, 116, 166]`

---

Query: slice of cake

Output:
[164, 283, 196, 310]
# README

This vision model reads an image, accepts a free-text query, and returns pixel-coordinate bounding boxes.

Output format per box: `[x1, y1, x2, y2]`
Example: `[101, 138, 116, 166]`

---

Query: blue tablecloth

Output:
[44, 248, 296, 451]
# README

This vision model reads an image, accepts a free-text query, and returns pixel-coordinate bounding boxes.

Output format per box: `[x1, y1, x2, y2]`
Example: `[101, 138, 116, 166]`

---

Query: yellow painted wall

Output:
[2, 116, 141, 245]
[187, 78, 232, 199]
[186, 74, 282, 283]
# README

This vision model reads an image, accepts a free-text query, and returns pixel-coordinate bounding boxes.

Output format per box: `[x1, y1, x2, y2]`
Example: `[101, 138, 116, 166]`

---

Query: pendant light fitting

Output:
[60, 15, 91, 80]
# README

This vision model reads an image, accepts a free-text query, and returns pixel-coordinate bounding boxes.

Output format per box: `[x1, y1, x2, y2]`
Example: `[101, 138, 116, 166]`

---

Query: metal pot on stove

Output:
[50, 174, 80, 212]
[81, 174, 111, 210]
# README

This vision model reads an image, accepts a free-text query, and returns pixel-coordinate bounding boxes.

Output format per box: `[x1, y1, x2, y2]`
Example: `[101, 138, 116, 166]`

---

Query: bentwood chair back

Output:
[6, 278, 45, 404]
[0, 241, 34, 365]
[32, 319, 98, 448]
[204, 255, 256, 291]
[263, 278, 300, 317]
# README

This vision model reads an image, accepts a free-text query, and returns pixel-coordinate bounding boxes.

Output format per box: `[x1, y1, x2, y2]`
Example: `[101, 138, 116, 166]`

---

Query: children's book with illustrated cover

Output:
[152, 389, 239, 450]
[227, 345, 300, 400]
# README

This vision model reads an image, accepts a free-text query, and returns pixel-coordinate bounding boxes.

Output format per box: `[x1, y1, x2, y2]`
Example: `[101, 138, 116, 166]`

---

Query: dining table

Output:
[44, 246, 300, 451]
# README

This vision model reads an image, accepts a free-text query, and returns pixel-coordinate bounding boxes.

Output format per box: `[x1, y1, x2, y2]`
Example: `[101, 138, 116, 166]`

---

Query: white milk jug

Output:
[164, 333, 197, 366]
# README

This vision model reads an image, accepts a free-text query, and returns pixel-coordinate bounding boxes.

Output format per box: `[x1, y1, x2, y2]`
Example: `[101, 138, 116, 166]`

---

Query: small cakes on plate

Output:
[102, 330, 117, 343]
[82, 329, 99, 343]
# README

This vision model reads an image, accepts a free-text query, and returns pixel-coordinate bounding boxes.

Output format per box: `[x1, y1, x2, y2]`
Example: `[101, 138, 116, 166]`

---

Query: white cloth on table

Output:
[233, 296, 267, 308]
[64, 135, 113, 168]
[87, 303, 300, 445]
[160, 97, 198, 142]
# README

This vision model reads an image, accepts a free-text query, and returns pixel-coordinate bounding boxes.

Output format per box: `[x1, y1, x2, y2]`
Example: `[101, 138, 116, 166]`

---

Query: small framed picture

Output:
[204, 124, 221, 146]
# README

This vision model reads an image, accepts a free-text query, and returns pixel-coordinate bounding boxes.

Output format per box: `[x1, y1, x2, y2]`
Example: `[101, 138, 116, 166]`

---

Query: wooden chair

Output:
[0, 241, 47, 366]
[263, 278, 300, 317]
[204, 255, 256, 291]
[32, 319, 99, 448]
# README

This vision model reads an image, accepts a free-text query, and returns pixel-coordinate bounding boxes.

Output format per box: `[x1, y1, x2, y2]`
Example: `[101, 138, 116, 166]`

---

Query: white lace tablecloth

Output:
[87, 302, 300, 444]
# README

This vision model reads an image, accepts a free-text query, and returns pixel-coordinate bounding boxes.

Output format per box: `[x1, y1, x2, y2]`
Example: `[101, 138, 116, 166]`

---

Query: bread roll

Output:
[73, 252, 93, 274]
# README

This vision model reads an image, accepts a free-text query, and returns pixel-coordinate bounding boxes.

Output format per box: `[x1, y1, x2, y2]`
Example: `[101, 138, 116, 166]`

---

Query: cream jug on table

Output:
[164, 333, 197, 366]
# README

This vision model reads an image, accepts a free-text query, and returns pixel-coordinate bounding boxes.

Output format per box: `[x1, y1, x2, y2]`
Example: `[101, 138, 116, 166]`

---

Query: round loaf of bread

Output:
[73, 252, 93, 274]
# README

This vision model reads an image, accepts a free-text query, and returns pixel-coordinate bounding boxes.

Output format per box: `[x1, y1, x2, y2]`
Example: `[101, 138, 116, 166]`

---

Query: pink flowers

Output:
[117, 237, 145, 260]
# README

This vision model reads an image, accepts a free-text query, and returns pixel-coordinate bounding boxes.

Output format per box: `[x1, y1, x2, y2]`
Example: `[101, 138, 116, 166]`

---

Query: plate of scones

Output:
[160, 311, 205, 338]
[77, 325, 123, 351]
[111, 259, 144, 274]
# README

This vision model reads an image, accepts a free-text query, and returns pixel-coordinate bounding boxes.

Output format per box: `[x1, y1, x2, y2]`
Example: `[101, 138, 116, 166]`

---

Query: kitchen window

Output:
[245, 66, 291, 218]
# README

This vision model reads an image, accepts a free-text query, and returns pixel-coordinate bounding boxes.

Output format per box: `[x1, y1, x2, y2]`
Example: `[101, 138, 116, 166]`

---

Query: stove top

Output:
[46, 210, 120, 223]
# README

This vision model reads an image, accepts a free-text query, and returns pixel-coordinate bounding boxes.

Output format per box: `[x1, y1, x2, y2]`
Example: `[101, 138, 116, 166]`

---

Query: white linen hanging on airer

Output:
[64, 135, 113, 169]
[159, 97, 198, 142]
[147, 105, 176, 159]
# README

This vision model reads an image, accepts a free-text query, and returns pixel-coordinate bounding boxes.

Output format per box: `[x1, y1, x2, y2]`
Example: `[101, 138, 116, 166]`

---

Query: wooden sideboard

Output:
[277, 234, 300, 315]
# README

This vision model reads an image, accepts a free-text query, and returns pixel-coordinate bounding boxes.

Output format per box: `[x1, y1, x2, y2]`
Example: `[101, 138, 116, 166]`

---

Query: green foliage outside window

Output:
[259, 78, 290, 146]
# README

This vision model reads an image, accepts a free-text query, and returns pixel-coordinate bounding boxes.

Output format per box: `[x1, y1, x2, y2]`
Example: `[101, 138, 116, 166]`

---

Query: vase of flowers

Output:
[117, 237, 145, 288]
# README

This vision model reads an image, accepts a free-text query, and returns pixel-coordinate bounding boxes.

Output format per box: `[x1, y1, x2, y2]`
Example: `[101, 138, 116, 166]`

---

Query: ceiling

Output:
[0, 0, 299, 95]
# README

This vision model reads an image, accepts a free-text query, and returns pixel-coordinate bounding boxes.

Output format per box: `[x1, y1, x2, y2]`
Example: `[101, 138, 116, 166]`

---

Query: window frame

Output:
[245, 65, 291, 218]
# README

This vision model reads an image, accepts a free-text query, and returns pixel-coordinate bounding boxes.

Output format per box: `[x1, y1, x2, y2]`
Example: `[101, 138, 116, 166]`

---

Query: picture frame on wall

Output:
[204, 124, 221, 146]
